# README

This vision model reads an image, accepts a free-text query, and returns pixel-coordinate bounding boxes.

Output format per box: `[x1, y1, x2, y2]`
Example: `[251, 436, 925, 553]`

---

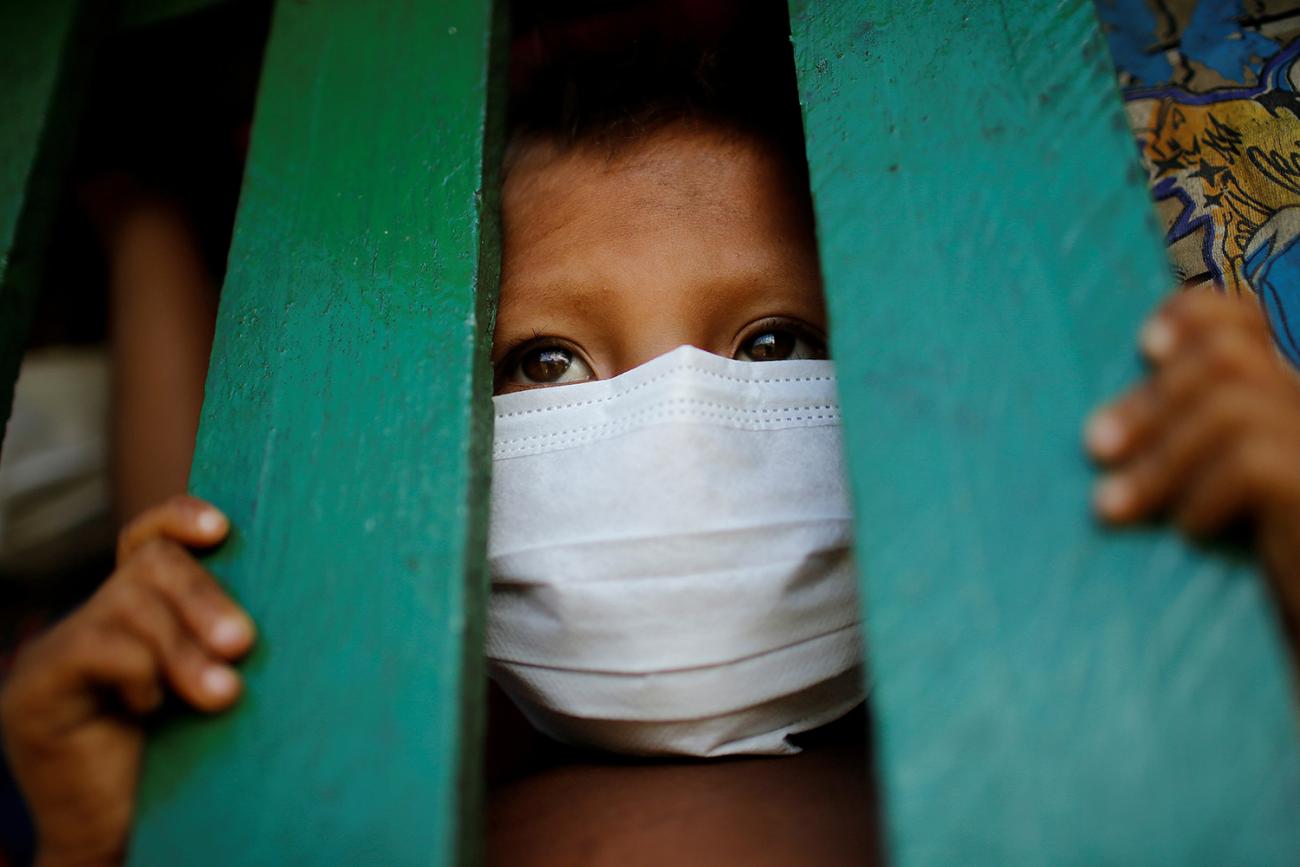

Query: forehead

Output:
[500, 125, 814, 286]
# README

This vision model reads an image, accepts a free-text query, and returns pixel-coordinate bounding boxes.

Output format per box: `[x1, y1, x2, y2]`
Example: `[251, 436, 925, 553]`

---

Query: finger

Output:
[1141, 290, 1270, 364]
[1088, 327, 1283, 463]
[94, 629, 166, 716]
[1086, 382, 1157, 463]
[1172, 438, 1299, 537]
[7, 622, 164, 733]
[1093, 391, 1274, 523]
[92, 578, 242, 713]
[117, 494, 229, 564]
[129, 540, 255, 660]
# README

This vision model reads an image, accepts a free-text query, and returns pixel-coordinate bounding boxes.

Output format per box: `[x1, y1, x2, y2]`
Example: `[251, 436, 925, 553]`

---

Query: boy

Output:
[5, 20, 1300, 867]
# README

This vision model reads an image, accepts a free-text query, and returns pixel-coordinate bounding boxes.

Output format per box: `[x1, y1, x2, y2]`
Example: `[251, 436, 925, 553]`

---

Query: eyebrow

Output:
[504, 279, 620, 311]
[490, 296, 606, 363]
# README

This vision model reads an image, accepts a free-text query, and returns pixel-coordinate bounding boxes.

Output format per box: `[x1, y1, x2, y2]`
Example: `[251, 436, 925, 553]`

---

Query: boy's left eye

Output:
[734, 320, 828, 362]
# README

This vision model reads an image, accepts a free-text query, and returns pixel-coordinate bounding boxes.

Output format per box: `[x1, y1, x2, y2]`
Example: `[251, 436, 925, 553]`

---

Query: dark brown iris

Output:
[522, 347, 573, 382]
[744, 330, 796, 361]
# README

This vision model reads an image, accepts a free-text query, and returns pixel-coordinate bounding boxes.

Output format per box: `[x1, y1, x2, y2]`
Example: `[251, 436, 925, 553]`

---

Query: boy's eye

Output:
[735, 320, 828, 362]
[508, 344, 595, 386]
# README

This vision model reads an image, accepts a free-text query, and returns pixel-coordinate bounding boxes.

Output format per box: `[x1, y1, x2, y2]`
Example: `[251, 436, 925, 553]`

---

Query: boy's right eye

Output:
[500, 341, 595, 389]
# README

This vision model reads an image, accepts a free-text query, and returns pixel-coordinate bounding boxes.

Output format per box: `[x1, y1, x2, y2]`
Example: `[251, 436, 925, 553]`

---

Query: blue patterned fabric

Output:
[1098, 0, 1300, 364]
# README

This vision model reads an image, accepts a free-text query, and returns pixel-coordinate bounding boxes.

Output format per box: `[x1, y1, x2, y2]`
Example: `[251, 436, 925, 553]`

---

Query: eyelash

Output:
[493, 318, 828, 391]
[732, 317, 829, 359]
[493, 334, 593, 390]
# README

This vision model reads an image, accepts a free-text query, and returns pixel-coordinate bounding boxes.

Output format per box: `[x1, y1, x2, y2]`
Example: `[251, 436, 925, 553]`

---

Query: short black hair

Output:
[506, 1, 809, 183]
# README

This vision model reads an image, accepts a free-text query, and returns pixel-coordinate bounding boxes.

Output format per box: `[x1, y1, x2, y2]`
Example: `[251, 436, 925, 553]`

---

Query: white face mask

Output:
[486, 345, 865, 757]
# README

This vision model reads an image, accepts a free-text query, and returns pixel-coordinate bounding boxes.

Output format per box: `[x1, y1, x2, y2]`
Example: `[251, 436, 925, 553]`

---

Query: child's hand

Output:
[1086, 290, 1300, 626]
[0, 496, 252, 867]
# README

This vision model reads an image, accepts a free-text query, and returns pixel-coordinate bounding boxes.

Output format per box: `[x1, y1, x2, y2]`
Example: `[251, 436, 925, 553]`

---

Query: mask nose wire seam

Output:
[494, 359, 838, 420]
[493, 408, 843, 458]
[496, 399, 841, 443]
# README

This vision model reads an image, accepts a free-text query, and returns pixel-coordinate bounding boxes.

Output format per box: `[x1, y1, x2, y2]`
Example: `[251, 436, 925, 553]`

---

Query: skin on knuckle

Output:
[117, 509, 158, 559]
[0, 672, 35, 728]
[84, 638, 161, 717]
[1193, 489, 1234, 535]
[0, 655, 80, 746]
[1239, 439, 1289, 503]
[1200, 332, 1259, 380]
[98, 631, 153, 685]
[160, 622, 212, 682]
[62, 619, 114, 668]
[84, 564, 158, 637]
[1209, 441, 1264, 517]
[1171, 290, 1223, 327]
[165, 643, 220, 707]
[1239, 294, 1269, 327]
[97, 573, 151, 621]
[164, 493, 207, 526]
[1175, 292, 1263, 346]
[1174, 498, 1212, 536]
[1114, 449, 1164, 516]
[1141, 408, 1220, 502]
[1178, 452, 1239, 532]
[1105, 385, 1164, 458]
[165, 492, 196, 512]
[121, 677, 164, 715]
[1116, 383, 1155, 425]
[0, 696, 19, 740]
[1165, 289, 1198, 317]
[3, 628, 85, 717]
[112, 634, 153, 678]
[4, 628, 59, 678]
[171, 562, 231, 625]
[0, 692, 42, 751]
[1199, 393, 1247, 439]
[174, 571, 228, 634]
[111, 578, 222, 685]
[133, 552, 238, 655]
[117, 514, 145, 545]
[1153, 362, 1194, 411]
[1221, 297, 1270, 339]
[1147, 421, 1196, 481]
[134, 538, 193, 597]
[5, 623, 117, 723]
[117, 494, 203, 560]
[114, 584, 183, 656]
[1274, 459, 1300, 506]
[88, 626, 168, 710]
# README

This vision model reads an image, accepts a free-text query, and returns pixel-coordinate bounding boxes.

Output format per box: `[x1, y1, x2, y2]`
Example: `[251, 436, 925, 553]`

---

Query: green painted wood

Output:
[127, 1, 504, 864]
[789, 1, 1300, 864]
[117, 0, 234, 33]
[0, 0, 105, 447]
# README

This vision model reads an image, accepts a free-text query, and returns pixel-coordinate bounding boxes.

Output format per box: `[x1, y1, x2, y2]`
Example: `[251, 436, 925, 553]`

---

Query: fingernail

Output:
[1094, 476, 1133, 519]
[196, 508, 227, 535]
[1140, 317, 1176, 360]
[201, 665, 239, 698]
[211, 616, 252, 651]
[1085, 411, 1125, 457]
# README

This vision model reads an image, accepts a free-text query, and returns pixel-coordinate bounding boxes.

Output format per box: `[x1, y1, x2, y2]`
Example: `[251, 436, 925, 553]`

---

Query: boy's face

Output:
[494, 124, 827, 393]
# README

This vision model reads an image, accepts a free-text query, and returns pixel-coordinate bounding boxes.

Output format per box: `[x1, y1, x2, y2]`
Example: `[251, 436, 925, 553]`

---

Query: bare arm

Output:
[104, 200, 217, 524]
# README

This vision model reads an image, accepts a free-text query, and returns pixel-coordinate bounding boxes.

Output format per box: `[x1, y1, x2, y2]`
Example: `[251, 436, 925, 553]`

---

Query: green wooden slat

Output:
[116, 0, 233, 32]
[789, 1, 1300, 864]
[0, 0, 105, 444]
[128, 1, 503, 864]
